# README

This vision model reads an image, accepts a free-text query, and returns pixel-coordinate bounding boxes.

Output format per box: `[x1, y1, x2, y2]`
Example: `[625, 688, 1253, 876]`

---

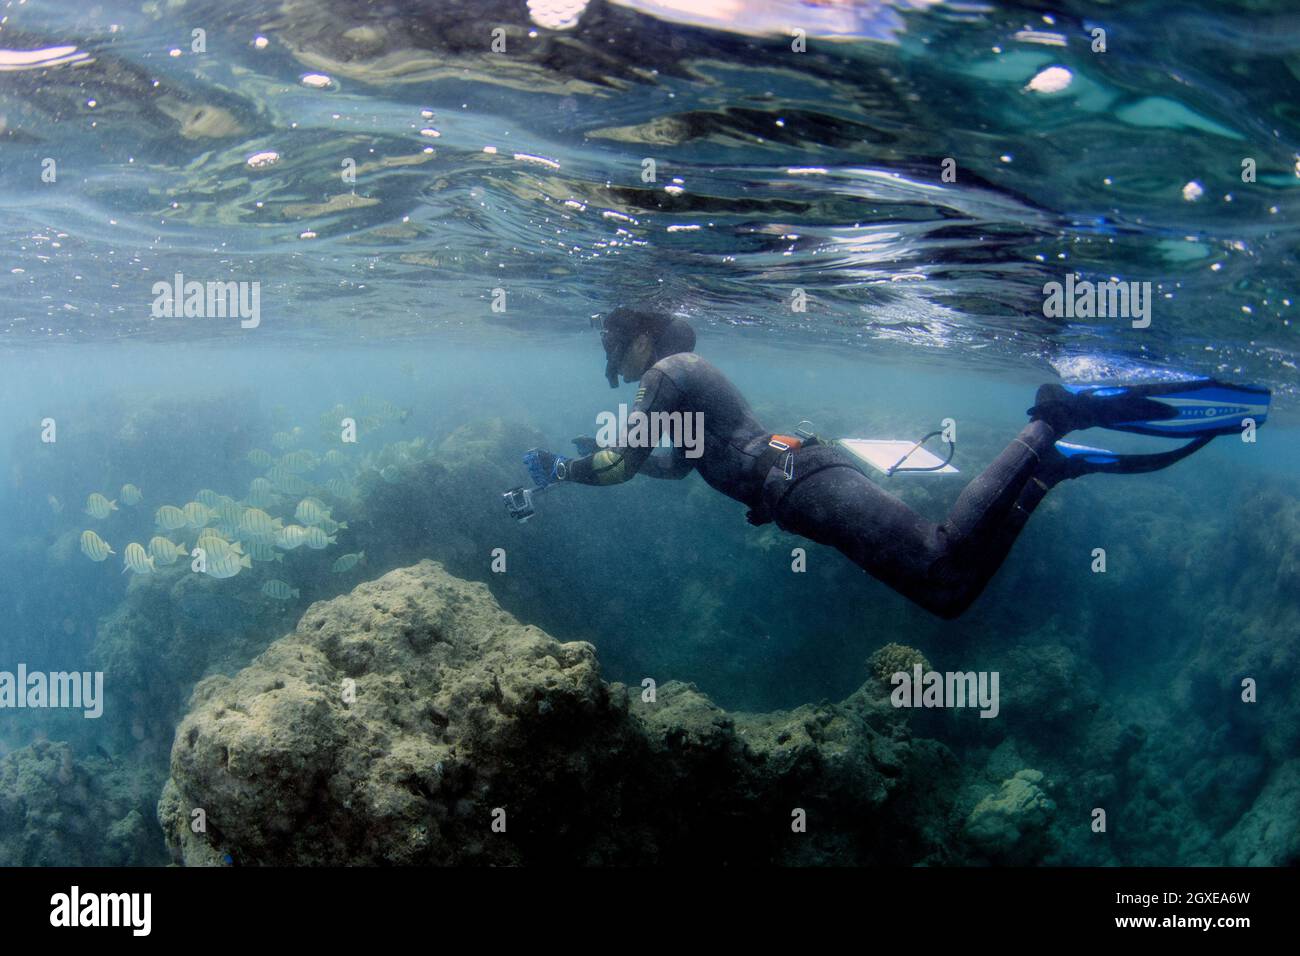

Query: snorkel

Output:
[602, 327, 625, 388]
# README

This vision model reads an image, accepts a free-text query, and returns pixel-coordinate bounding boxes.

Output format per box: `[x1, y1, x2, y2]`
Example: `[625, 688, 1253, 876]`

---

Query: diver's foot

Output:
[1027, 382, 1159, 437]
[1035, 440, 1095, 484]
[1028, 384, 1084, 436]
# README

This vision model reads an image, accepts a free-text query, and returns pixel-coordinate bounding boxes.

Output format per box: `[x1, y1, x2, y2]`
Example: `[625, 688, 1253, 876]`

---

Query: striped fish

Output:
[324, 478, 355, 499]
[195, 489, 222, 508]
[155, 505, 188, 531]
[295, 497, 330, 526]
[203, 547, 252, 579]
[304, 526, 336, 550]
[80, 530, 114, 562]
[239, 507, 283, 537]
[122, 542, 155, 575]
[148, 536, 188, 566]
[85, 493, 117, 519]
[196, 531, 243, 561]
[320, 516, 348, 534]
[261, 579, 300, 600]
[267, 466, 311, 496]
[246, 539, 283, 563]
[331, 551, 365, 573]
[214, 497, 244, 528]
[182, 501, 213, 529]
[279, 450, 318, 473]
[275, 525, 308, 550]
[246, 477, 279, 508]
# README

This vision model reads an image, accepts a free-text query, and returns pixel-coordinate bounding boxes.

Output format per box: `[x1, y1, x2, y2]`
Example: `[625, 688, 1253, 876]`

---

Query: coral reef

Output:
[0, 741, 165, 866]
[160, 561, 964, 866]
[4, 402, 1294, 868]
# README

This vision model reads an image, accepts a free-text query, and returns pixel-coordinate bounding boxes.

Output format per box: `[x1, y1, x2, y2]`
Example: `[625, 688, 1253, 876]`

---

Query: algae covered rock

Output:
[162, 560, 626, 865]
[161, 561, 952, 865]
[964, 768, 1057, 864]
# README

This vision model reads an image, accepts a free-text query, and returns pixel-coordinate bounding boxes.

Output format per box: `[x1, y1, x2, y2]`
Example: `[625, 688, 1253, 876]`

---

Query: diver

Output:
[518, 306, 1270, 619]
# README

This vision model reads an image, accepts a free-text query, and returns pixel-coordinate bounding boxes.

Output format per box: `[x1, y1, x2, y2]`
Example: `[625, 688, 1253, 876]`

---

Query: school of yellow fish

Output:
[71, 397, 427, 601]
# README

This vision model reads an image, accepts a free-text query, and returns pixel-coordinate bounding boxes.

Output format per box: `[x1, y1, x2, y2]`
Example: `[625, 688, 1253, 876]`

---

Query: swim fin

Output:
[1030, 377, 1270, 479]
[1045, 436, 1215, 480]
[1030, 377, 1270, 438]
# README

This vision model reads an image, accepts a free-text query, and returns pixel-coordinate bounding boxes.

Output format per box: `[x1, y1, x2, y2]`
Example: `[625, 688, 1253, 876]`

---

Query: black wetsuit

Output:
[564, 352, 1057, 619]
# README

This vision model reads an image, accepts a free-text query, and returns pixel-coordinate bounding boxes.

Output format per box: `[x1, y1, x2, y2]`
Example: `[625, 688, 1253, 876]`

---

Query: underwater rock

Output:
[1000, 643, 1099, 732]
[1172, 486, 1300, 765]
[161, 560, 954, 865]
[1222, 758, 1300, 866]
[982, 738, 1027, 785]
[45, 529, 82, 566]
[963, 768, 1057, 865]
[0, 741, 165, 866]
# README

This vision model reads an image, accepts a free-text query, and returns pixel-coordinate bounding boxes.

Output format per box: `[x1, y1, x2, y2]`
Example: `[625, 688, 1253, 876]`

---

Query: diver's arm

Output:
[638, 445, 694, 480]
[562, 445, 650, 485]
[562, 366, 682, 486]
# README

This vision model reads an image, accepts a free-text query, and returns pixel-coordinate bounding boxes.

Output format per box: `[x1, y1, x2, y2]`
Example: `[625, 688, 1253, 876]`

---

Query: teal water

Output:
[0, 0, 1297, 866]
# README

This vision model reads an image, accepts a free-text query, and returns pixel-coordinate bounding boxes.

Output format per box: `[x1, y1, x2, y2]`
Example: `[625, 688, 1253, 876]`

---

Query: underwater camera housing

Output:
[503, 486, 538, 522]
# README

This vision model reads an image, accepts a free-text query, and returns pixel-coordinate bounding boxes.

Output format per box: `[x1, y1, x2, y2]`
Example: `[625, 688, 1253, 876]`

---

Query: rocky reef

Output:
[160, 560, 966, 866]
[5, 402, 1296, 867]
[0, 741, 165, 866]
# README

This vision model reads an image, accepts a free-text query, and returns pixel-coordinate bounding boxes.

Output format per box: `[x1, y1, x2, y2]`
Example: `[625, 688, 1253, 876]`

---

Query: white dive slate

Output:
[836, 438, 960, 476]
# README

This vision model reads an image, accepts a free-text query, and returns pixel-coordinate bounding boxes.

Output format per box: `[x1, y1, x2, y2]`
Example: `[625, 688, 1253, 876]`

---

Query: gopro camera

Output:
[503, 486, 537, 522]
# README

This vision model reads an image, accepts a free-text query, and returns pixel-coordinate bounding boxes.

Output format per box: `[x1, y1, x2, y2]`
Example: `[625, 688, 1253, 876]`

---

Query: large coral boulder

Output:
[964, 768, 1057, 864]
[162, 561, 631, 865]
[161, 561, 953, 865]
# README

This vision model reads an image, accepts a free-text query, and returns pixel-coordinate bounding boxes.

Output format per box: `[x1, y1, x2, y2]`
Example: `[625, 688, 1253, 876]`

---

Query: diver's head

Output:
[600, 306, 696, 387]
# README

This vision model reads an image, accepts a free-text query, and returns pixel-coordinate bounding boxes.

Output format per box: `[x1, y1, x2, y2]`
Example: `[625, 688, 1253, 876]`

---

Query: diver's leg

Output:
[773, 422, 1058, 618]
[935, 420, 1056, 545]
[924, 420, 1058, 615]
